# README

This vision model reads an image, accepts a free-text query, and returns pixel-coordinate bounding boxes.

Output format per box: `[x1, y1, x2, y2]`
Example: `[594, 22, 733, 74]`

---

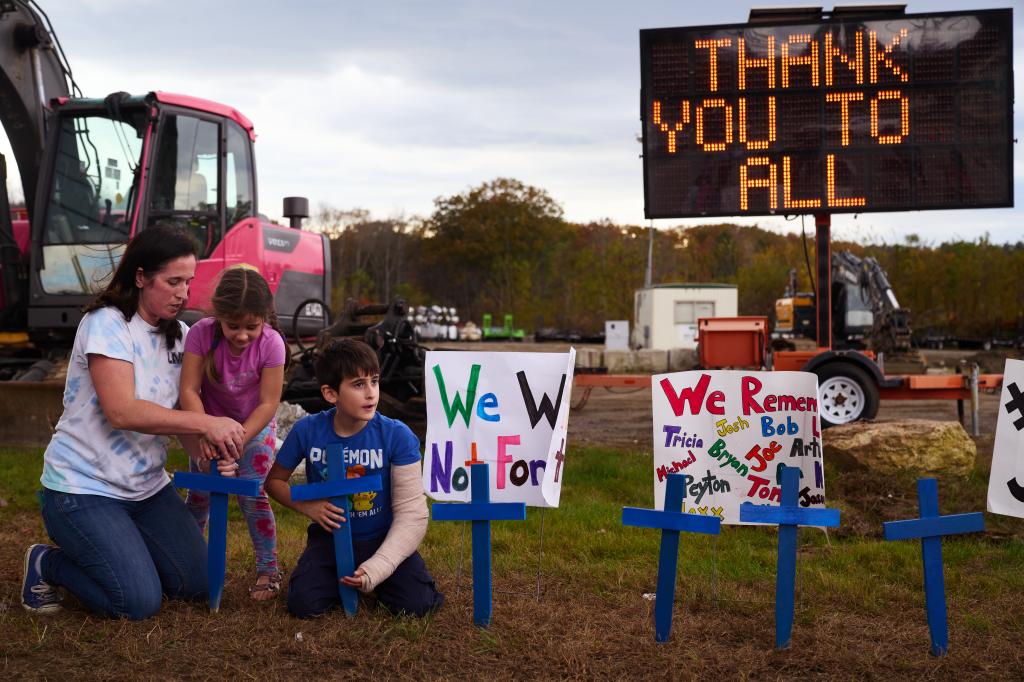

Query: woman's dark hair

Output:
[84, 223, 201, 347]
[314, 337, 380, 390]
[204, 267, 289, 383]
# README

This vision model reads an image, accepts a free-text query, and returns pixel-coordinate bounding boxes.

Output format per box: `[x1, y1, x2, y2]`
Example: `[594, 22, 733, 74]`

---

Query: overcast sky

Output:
[3, 0, 1021, 244]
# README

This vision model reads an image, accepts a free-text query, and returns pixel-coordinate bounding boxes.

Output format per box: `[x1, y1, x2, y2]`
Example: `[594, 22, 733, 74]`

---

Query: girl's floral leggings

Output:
[186, 422, 279, 575]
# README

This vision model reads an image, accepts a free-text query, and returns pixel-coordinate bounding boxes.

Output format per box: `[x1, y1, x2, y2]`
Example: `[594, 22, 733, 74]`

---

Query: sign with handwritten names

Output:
[422, 350, 575, 508]
[987, 359, 1024, 518]
[652, 370, 825, 523]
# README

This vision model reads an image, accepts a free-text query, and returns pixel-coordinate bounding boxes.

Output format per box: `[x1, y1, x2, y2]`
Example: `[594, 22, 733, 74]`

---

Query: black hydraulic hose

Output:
[22, 0, 81, 96]
[291, 298, 331, 355]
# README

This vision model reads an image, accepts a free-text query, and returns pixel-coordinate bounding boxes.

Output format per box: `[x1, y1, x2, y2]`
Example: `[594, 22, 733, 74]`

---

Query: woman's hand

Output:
[197, 436, 218, 461]
[296, 500, 346, 532]
[203, 416, 246, 459]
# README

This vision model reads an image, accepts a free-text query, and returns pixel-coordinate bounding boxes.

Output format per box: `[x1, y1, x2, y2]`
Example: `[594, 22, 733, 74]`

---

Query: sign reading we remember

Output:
[423, 350, 575, 508]
[640, 9, 1014, 218]
[987, 359, 1024, 518]
[653, 370, 824, 523]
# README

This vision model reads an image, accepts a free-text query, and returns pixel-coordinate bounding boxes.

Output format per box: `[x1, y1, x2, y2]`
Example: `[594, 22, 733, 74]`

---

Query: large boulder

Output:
[275, 402, 310, 483]
[275, 401, 309, 444]
[824, 419, 976, 477]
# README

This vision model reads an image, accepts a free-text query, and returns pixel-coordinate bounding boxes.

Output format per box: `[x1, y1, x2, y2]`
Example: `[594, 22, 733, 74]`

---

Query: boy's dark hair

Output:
[83, 222, 201, 347]
[314, 337, 380, 389]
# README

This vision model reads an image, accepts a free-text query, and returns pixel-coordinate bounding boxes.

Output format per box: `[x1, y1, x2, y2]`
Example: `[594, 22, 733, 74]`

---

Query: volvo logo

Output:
[263, 229, 300, 252]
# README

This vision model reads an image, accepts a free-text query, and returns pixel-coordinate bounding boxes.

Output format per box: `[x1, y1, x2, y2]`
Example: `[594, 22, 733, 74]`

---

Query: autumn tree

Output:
[417, 178, 574, 327]
[311, 204, 423, 308]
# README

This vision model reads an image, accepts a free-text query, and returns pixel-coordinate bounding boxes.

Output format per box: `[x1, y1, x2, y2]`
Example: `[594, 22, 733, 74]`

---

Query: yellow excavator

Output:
[774, 251, 915, 357]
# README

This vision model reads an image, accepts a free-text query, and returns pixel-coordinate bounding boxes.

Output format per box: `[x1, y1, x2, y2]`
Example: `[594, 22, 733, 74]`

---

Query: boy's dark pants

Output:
[287, 524, 444, 618]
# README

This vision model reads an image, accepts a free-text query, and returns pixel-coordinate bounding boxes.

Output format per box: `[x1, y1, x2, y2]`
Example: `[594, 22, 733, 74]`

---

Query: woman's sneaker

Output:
[22, 544, 63, 613]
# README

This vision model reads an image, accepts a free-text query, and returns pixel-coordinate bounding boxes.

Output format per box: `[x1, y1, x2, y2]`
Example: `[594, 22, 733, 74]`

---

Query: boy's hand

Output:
[341, 567, 370, 593]
[297, 500, 346, 532]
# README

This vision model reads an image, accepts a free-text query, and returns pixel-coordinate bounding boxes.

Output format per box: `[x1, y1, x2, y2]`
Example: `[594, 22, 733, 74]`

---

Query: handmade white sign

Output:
[422, 350, 574, 507]
[652, 370, 825, 524]
[987, 359, 1024, 518]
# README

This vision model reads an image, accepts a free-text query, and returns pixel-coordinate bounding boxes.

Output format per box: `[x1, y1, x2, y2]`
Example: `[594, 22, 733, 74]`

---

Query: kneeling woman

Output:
[22, 224, 246, 620]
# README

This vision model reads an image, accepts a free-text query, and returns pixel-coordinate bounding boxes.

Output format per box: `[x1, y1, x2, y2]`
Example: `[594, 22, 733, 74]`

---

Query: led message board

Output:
[640, 9, 1013, 218]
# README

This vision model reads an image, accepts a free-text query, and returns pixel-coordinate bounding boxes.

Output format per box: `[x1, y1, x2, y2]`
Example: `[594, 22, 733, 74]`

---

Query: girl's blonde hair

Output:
[203, 267, 288, 383]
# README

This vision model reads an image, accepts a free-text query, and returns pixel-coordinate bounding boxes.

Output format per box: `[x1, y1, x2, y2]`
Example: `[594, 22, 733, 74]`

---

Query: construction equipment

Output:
[0, 2, 429, 441]
[0, 1, 329, 366]
[282, 297, 425, 416]
[774, 251, 912, 355]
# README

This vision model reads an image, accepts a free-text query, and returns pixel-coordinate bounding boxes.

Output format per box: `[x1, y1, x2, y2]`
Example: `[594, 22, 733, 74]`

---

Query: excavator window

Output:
[38, 112, 144, 295]
[147, 114, 220, 257]
[225, 120, 255, 226]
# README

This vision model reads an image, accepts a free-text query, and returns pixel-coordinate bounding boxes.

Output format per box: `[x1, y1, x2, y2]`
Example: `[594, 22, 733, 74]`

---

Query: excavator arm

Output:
[0, 0, 73, 214]
[0, 0, 72, 328]
[774, 250, 912, 354]
[856, 255, 911, 353]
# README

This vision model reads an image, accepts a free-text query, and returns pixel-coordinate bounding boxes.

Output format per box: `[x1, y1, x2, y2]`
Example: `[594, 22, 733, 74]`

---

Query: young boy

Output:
[265, 338, 443, 618]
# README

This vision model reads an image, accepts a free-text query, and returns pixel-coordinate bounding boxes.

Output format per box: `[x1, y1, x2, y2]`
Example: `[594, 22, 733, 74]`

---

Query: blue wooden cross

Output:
[174, 461, 260, 612]
[431, 462, 527, 627]
[290, 443, 382, 617]
[740, 464, 840, 650]
[622, 473, 721, 642]
[883, 478, 985, 656]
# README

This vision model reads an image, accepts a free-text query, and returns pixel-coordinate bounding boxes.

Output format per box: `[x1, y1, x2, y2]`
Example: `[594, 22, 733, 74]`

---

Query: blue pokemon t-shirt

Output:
[276, 409, 421, 541]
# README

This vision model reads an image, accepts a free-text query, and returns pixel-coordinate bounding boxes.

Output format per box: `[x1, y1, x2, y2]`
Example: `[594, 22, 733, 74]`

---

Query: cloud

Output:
[2, 0, 1018, 246]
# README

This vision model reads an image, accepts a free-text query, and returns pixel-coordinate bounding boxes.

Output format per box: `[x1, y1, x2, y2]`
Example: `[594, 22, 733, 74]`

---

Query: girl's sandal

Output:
[250, 572, 282, 601]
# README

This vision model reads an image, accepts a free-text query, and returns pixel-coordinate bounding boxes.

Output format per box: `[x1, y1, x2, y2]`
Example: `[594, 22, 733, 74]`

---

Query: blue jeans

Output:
[40, 484, 208, 620]
[287, 523, 443, 619]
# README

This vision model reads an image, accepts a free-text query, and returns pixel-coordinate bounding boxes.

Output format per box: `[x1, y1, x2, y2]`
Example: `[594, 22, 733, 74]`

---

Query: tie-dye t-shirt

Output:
[41, 306, 188, 501]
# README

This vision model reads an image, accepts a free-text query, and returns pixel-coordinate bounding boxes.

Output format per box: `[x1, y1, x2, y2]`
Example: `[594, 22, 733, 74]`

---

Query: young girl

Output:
[180, 267, 288, 600]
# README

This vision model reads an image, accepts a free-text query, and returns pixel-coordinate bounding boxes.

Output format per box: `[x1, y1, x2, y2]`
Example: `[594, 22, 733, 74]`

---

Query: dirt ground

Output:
[3, 344, 1022, 679]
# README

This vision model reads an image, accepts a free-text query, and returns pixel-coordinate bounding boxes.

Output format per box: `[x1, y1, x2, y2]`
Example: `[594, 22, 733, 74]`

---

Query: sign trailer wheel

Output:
[815, 363, 880, 428]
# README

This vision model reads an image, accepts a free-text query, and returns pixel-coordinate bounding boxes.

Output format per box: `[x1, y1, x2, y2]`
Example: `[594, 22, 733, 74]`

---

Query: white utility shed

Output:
[633, 284, 738, 350]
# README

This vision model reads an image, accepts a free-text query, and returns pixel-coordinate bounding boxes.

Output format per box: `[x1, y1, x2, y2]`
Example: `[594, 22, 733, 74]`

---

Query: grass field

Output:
[2, 445, 1023, 680]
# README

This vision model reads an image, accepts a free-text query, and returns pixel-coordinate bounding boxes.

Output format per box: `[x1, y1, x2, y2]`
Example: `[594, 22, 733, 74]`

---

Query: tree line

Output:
[310, 178, 1024, 340]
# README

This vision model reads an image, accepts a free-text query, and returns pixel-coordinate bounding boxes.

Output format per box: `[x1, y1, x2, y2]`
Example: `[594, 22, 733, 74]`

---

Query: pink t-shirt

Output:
[184, 317, 287, 422]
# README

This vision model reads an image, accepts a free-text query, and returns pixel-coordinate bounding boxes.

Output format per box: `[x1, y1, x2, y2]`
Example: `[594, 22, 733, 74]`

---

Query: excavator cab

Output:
[18, 93, 330, 349]
[34, 102, 143, 299]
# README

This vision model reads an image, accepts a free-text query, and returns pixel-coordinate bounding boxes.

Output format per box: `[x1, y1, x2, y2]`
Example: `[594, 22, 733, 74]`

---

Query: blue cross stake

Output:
[431, 462, 527, 628]
[173, 460, 260, 612]
[883, 478, 985, 656]
[740, 464, 841, 650]
[622, 473, 721, 643]
[290, 443, 382, 617]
